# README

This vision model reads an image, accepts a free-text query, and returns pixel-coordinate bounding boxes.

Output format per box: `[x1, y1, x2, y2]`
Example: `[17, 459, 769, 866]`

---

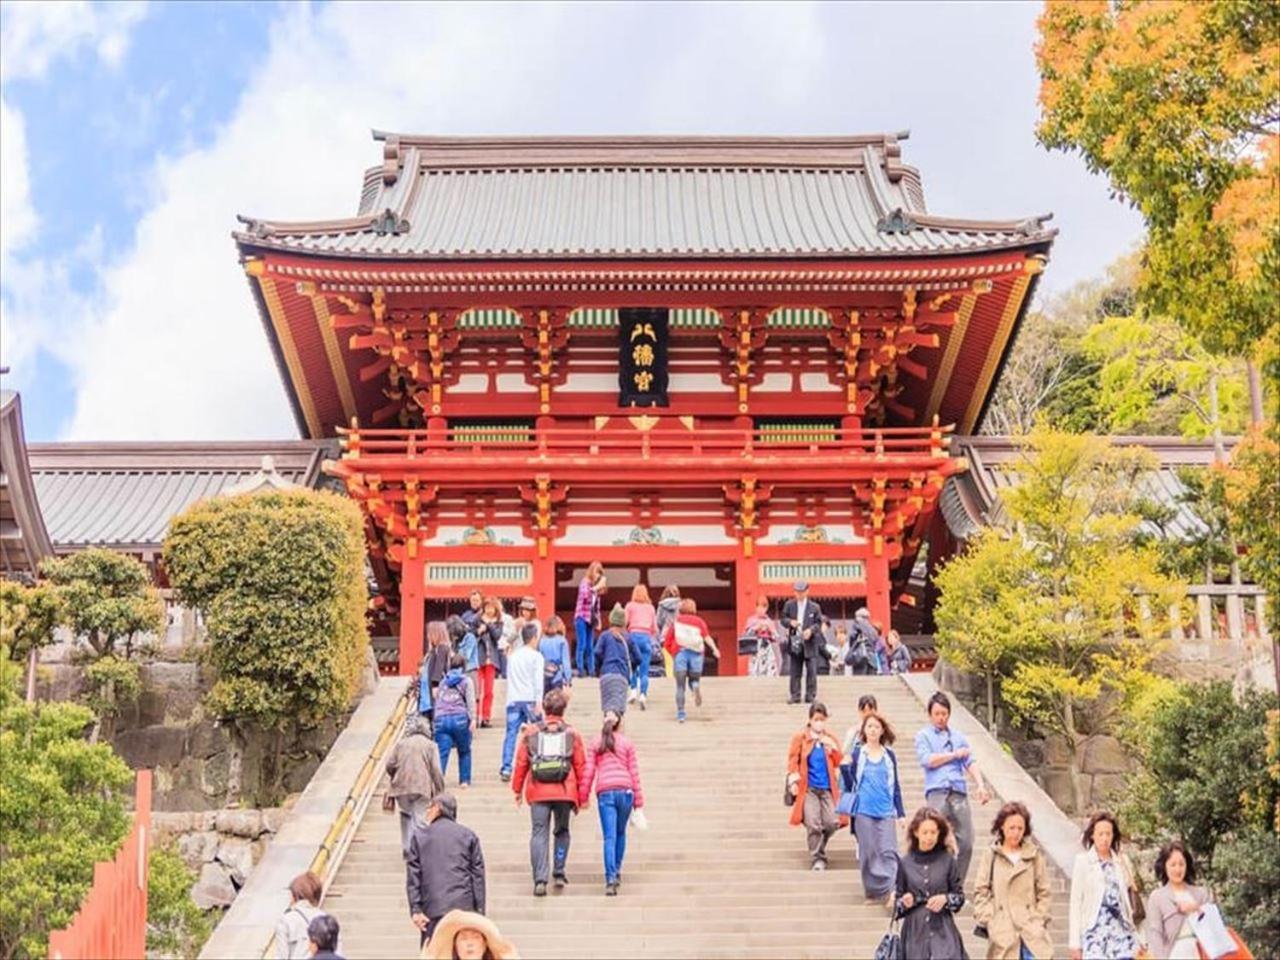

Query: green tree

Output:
[935, 427, 1183, 812]
[146, 842, 214, 959]
[40, 549, 165, 742]
[0, 649, 134, 959]
[1036, 0, 1280, 381]
[0, 581, 62, 702]
[934, 530, 1046, 732]
[1222, 422, 1280, 636]
[163, 489, 369, 806]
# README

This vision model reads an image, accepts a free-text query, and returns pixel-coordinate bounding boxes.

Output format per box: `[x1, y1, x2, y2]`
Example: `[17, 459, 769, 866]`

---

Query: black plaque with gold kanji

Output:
[618, 307, 669, 407]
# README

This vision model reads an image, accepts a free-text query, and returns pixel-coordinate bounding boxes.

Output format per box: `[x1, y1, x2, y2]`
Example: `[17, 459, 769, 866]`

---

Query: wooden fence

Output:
[48, 770, 152, 960]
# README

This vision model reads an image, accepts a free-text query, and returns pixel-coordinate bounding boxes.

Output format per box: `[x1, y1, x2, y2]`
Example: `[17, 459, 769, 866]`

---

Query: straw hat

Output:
[421, 910, 519, 959]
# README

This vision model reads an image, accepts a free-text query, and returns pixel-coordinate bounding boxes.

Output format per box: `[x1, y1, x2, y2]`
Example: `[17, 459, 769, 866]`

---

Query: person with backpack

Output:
[655, 584, 681, 677]
[840, 711, 906, 904]
[780, 581, 824, 704]
[579, 711, 645, 896]
[596, 604, 642, 717]
[660, 597, 721, 723]
[499, 629, 545, 782]
[511, 688, 586, 897]
[844, 608, 880, 677]
[434, 653, 477, 788]
[274, 871, 333, 960]
[448, 615, 480, 682]
[539, 616, 573, 691]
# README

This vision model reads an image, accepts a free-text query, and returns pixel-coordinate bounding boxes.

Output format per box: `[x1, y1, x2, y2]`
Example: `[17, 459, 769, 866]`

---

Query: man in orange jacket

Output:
[512, 688, 586, 896]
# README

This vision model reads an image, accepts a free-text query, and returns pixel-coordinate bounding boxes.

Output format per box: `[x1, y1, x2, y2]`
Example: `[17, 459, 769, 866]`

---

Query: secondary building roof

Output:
[26, 441, 330, 557]
[941, 435, 1230, 542]
[0, 392, 55, 580]
[235, 133, 1055, 260]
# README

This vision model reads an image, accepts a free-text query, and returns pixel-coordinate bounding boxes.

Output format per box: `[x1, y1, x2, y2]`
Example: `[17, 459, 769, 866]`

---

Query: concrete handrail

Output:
[200, 679, 411, 960]
[898, 673, 1081, 883]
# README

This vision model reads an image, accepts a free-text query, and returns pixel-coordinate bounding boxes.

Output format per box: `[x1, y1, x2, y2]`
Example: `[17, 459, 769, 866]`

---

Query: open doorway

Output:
[556, 561, 735, 676]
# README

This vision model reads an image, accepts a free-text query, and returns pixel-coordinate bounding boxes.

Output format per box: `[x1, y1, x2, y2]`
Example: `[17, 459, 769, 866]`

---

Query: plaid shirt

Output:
[574, 576, 599, 623]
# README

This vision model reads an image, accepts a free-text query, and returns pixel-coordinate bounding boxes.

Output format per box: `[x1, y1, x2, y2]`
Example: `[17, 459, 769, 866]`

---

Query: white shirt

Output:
[796, 599, 808, 624]
[505, 645, 545, 705]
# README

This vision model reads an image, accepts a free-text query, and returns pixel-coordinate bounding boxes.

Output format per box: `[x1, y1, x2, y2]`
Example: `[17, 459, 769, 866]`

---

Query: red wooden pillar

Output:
[399, 547, 426, 676]
[532, 554, 556, 623]
[866, 549, 892, 633]
[730, 554, 759, 676]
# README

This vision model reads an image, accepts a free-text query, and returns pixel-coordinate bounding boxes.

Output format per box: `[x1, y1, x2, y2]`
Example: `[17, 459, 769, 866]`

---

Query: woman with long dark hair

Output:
[1145, 841, 1208, 959]
[895, 807, 967, 959]
[843, 711, 905, 904]
[578, 710, 645, 896]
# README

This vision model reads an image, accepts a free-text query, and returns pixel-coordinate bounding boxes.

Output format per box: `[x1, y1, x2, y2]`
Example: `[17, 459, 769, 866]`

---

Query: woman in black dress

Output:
[895, 806, 968, 959]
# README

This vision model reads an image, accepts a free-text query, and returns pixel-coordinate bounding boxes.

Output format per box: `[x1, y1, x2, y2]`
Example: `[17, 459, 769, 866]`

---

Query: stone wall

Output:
[153, 807, 287, 910]
[34, 619, 377, 810]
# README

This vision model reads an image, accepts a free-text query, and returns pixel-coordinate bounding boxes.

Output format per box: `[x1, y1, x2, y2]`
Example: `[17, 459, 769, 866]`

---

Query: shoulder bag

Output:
[974, 851, 996, 938]
[872, 917, 901, 960]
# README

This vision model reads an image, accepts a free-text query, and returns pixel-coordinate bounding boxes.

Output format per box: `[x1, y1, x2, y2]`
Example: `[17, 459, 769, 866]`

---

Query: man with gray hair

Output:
[385, 714, 445, 859]
[406, 792, 486, 945]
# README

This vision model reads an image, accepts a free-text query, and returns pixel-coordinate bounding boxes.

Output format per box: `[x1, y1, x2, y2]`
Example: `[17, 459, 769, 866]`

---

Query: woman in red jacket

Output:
[787, 701, 844, 871]
[578, 710, 645, 896]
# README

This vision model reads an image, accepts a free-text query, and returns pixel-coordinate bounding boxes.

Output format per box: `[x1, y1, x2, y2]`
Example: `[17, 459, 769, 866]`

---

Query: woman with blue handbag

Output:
[838, 711, 906, 906]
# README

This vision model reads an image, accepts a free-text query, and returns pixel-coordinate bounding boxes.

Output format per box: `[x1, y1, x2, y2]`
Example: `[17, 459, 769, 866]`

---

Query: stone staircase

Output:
[325, 676, 1069, 959]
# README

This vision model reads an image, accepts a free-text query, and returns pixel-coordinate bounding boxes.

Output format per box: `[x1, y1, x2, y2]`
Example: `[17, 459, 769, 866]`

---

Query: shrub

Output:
[146, 842, 215, 959]
[163, 489, 370, 805]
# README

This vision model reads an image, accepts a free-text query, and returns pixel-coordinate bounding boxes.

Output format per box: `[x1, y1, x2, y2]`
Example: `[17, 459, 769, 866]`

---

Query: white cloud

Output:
[0, 0, 148, 80]
[0, 97, 35, 265]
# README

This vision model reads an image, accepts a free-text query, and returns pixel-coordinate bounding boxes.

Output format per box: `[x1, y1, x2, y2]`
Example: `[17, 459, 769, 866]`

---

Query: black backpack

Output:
[846, 626, 875, 670]
[528, 724, 574, 783]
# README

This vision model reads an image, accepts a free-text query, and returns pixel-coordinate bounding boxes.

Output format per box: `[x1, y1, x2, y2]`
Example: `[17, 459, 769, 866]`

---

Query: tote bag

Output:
[1191, 905, 1237, 959]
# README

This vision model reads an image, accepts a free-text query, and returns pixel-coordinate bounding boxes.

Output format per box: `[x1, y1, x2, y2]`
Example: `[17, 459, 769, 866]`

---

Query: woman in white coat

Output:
[1068, 811, 1144, 960]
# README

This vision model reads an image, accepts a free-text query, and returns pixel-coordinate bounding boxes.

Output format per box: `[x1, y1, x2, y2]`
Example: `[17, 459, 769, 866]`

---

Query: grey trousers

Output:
[530, 801, 573, 883]
[397, 794, 429, 859]
[854, 814, 899, 898]
[803, 788, 838, 865]
[926, 787, 975, 879]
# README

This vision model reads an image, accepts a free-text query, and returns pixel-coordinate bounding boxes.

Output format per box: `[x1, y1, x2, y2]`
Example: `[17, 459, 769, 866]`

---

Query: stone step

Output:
[324, 676, 1069, 959]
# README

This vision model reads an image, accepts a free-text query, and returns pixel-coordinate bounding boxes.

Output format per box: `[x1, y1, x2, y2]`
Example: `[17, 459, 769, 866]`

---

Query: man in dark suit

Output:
[779, 580, 824, 704]
[406, 792, 486, 945]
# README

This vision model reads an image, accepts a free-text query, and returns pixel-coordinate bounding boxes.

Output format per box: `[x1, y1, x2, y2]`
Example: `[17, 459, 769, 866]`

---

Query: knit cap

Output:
[609, 603, 626, 627]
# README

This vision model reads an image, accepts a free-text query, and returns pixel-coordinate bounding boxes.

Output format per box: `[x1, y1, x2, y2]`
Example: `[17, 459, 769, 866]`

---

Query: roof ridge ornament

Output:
[371, 208, 410, 236]
[876, 208, 918, 234]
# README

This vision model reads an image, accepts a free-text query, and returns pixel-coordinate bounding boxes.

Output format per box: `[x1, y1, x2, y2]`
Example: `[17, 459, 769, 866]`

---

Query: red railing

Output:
[48, 770, 152, 960]
[340, 423, 954, 461]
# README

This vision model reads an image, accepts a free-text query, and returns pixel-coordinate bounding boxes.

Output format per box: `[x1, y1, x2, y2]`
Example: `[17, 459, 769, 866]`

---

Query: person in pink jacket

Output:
[578, 710, 645, 896]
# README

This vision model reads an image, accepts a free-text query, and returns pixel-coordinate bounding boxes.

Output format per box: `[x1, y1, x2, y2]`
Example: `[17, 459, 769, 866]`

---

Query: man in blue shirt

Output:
[914, 691, 991, 880]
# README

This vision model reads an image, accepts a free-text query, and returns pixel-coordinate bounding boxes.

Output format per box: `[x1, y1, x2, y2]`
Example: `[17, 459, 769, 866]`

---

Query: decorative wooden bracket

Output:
[716, 308, 769, 413]
[519, 476, 569, 558]
[518, 307, 571, 414]
[723, 476, 773, 557]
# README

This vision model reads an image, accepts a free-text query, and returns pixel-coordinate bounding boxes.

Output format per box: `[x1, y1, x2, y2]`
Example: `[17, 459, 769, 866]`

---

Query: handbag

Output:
[382, 793, 397, 813]
[783, 774, 797, 807]
[974, 850, 996, 938]
[872, 918, 901, 960]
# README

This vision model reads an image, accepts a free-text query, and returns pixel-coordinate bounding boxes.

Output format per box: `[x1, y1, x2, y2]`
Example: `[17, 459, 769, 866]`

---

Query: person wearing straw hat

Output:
[421, 910, 519, 959]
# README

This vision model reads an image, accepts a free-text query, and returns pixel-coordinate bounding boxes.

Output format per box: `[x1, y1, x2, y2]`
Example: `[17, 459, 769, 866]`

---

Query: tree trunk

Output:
[226, 727, 245, 808]
[1209, 373, 1244, 587]
[1062, 700, 1086, 815]
[985, 672, 997, 733]
[1245, 359, 1265, 426]
[24, 648, 37, 703]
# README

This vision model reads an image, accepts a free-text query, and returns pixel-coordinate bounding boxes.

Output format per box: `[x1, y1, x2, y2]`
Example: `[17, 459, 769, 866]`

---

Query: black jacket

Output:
[780, 598, 825, 655]
[406, 816, 486, 920]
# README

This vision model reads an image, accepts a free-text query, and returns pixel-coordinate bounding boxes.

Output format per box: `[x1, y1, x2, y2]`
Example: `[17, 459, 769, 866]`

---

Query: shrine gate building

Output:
[233, 134, 1055, 675]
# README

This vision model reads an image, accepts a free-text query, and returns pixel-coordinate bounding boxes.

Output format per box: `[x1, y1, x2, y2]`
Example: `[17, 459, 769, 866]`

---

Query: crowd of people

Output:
[277, 565, 1244, 960]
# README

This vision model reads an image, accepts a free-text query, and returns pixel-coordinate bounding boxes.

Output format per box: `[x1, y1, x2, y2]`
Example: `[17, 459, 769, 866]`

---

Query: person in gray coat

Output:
[406, 793, 486, 946]
[386, 714, 445, 859]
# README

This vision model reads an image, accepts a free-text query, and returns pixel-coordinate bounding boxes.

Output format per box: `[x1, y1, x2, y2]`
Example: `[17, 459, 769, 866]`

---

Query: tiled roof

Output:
[26, 441, 330, 553]
[234, 134, 1055, 260]
[0, 392, 54, 579]
[942, 435, 1231, 542]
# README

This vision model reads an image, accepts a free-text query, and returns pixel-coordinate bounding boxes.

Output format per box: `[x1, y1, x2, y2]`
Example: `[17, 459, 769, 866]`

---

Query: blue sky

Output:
[0, 1, 1144, 442]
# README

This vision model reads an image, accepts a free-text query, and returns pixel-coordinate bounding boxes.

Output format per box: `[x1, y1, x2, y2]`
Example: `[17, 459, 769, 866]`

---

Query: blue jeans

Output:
[597, 789, 634, 884]
[434, 713, 473, 785]
[574, 617, 596, 677]
[501, 702, 537, 775]
[673, 649, 704, 714]
[628, 631, 653, 696]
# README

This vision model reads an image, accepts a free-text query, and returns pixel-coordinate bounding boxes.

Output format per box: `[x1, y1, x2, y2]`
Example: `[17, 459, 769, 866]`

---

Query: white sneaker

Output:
[627, 689, 638, 703]
[638, 694, 647, 710]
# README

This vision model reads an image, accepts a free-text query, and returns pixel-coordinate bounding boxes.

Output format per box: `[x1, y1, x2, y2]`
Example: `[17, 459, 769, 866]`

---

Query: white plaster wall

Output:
[423, 525, 533, 546]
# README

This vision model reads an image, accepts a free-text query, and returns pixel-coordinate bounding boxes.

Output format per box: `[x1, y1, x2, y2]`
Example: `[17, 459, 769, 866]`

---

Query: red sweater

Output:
[511, 717, 586, 808]
[578, 732, 645, 808]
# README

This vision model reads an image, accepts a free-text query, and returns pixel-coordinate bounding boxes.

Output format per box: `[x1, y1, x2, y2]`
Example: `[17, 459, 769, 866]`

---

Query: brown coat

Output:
[386, 730, 445, 801]
[972, 841, 1054, 960]
[786, 729, 842, 827]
